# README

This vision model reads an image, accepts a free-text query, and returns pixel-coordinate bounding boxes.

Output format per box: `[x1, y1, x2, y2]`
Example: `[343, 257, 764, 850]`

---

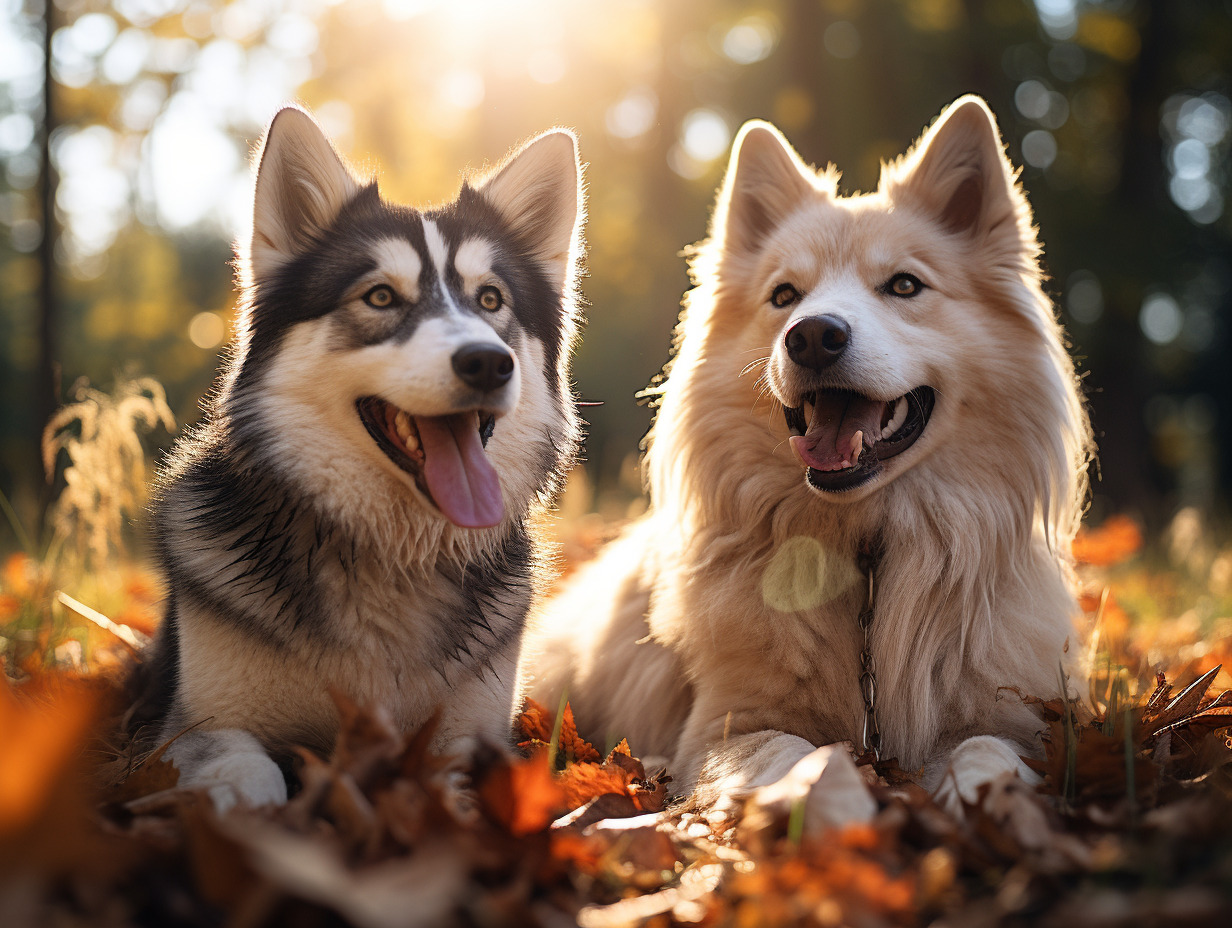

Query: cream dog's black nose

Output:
[785, 315, 850, 372]
[452, 343, 514, 392]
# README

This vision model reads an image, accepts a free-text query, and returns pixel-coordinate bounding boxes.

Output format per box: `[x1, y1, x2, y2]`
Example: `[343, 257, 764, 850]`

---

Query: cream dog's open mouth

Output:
[783, 387, 935, 492]
[356, 396, 503, 528]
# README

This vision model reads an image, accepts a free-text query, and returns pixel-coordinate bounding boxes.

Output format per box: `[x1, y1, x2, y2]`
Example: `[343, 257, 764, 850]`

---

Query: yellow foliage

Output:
[902, 0, 965, 33]
[774, 87, 815, 133]
[1077, 9, 1141, 63]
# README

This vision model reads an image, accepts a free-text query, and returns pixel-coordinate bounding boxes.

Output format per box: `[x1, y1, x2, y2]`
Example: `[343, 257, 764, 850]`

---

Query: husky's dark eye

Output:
[477, 285, 504, 312]
[771, 283, 800, 308]
[884, 274, 924, 298]
[363, 285, 397, 308]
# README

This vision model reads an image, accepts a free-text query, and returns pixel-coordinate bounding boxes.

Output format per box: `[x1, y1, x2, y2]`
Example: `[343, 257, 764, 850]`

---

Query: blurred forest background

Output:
[1, 0, 1231, 550]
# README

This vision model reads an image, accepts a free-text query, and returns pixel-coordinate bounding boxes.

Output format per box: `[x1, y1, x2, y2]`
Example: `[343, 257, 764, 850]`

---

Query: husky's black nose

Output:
[452, 343, 515, 392]
[785, 315, 850, 372]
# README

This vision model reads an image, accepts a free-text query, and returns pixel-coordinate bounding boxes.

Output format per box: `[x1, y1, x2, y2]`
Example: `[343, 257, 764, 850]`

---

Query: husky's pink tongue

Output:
[415, 414, 504, 528]
[789, 393, 885, 471]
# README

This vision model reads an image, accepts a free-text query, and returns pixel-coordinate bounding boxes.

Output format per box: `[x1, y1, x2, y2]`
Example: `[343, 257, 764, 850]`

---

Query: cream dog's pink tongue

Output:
[789, 393, 885, 471]
[414, 413, 503, 528]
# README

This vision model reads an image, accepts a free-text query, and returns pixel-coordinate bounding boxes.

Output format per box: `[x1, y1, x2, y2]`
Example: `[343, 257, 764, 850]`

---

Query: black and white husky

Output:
[141, 106, 584, 809]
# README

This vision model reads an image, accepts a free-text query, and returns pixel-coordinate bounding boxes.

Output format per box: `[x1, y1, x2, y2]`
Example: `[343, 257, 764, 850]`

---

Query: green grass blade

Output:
[787, 796, 806, 847]
[1058, 661, 1077, 806]
[547, 687, 569, 771]
[1124, 705, 1136, 826]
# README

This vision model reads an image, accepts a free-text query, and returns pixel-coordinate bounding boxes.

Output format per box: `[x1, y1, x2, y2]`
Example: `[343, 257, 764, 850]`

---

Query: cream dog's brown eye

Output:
[478, 285, 504, 311]
[363, 285, 397, 308]
[771, 283, 800, 307]
[885, 273, 924, 297]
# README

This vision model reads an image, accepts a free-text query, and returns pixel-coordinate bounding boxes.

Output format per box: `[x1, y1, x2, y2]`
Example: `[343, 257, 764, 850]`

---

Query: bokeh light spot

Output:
[1171, 138, 1210, 180]
[1066, 271, 1103, 324]
[1177, 96, 1230, 145]
[1169, 175, 1214, 213]
[762, 536, 860, 613]
[0, 113, 35, 154]
[69, 13, 118, 57]
[1033, 0, 1077, 40]
[606, 87, 657, 140]
[823, 21, 860, 59]
[722, 15, 778, 65]
[101, 28, 150, 85]
[1140, 293, 1183, 346]
[1021, 129, 1057, 169]
[188, 312, 227, 350]
[680, 109, 730, 163]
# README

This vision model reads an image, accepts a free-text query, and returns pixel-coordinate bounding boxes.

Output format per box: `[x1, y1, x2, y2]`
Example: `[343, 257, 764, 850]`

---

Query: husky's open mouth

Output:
[356, 397, 502, 528]
[783, 387, 935, 492]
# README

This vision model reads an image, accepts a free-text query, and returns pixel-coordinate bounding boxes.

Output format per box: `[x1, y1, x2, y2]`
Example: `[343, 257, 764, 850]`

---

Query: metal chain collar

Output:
[856, 549, 881, 761]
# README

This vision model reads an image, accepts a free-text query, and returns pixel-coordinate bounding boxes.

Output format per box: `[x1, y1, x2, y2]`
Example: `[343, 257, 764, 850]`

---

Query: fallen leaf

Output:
[478, 751, 567, 837]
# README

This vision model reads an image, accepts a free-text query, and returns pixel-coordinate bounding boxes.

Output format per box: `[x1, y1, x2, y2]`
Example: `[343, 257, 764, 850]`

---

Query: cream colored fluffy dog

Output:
[519, 96, 1092, 808]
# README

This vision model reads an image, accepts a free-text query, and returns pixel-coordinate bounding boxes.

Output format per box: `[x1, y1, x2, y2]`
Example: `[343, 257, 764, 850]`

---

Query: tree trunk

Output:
[36, 0, 58, 528]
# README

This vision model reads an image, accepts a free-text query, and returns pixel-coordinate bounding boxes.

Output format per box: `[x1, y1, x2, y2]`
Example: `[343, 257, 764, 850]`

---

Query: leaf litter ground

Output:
[3, 514, 1232, 927]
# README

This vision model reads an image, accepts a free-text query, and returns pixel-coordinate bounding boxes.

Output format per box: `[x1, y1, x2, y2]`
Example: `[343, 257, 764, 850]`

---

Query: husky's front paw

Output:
[200, 751, 288, 813]
[934, 735, 1039, 816]
[169, 728, 288, 813]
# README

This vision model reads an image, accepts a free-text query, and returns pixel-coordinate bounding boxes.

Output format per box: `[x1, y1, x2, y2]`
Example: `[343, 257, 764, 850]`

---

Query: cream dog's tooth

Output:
[394, 411, 412, 441]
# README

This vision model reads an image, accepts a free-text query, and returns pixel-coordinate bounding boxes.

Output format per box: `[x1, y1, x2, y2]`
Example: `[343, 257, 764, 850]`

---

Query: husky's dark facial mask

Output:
[228, 108, 582, 529]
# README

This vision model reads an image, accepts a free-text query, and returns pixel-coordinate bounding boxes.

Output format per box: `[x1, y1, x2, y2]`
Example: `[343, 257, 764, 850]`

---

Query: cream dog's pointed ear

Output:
[715, 120, 818, 254]
[248, 106, 359, 280]
[889, 96, 1021, 238]
[478, 130, 583, 291]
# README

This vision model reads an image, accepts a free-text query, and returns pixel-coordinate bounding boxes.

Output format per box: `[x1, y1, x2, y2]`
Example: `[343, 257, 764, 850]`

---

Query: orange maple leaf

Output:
[1073, 515, 1142, 567]
[516, 697, 555, 745]
[557, 702, 601, 764]
[558, 760, 634, 809]
[515, 698, 601, 764]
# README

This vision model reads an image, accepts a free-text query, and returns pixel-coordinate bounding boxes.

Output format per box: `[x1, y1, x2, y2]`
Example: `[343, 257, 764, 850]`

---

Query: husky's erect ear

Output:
[247, 105, 359, 281]
[477, 130, 582, 291]
[887, 96, 1021, 240]
[715, 120, 819, 255]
